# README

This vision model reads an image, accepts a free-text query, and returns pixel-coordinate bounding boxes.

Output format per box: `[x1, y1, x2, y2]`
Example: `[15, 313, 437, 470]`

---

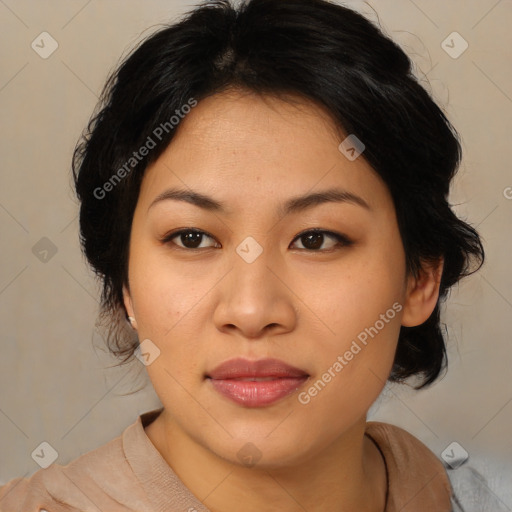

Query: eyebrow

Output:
[148, 187, 371, 215]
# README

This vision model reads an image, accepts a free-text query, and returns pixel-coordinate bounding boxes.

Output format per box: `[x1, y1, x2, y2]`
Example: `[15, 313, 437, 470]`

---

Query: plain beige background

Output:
[0, 0, 511, 505]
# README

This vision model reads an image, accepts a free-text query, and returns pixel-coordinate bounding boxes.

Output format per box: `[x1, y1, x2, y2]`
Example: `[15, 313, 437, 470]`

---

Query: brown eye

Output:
[162, 228, 352, 252]
[164, 229, 219, 250]
[290, 230, 352, 251]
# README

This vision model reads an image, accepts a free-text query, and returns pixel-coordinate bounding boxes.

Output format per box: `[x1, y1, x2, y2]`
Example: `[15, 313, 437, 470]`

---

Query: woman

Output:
[0, 0, 485, 510]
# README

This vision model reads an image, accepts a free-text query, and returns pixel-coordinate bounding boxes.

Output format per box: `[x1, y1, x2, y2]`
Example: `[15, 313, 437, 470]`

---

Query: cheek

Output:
[126, 248, 228, 398]
[130, 257, 211, 398]
[306, 248, 405, 343]
[128, 248, 213, 338]
[295, 308, 401, 437]
[298, 242, 405, 398]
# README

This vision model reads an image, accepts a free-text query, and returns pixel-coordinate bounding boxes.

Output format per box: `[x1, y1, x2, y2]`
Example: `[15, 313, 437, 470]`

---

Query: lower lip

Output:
[208, 377, 309, 407]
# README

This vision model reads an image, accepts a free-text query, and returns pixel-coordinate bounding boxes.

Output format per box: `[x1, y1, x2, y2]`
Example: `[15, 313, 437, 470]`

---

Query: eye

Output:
[163, 229, 220, 250]
[290, 229, 353, 251]
[162, 228, 352, 252]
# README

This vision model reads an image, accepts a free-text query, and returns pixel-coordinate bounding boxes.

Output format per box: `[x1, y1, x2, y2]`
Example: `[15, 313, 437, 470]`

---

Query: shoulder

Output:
[0, 418, 150, 511]
[365, 420, 446, 469]
[365, 421, 453, 512]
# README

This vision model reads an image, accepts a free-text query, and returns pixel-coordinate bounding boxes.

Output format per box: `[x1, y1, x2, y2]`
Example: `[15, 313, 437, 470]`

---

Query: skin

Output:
[123, 88, 443, 512]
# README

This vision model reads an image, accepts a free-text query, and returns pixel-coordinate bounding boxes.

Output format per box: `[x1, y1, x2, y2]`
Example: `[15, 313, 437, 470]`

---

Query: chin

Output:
[202, 426, 320, 470]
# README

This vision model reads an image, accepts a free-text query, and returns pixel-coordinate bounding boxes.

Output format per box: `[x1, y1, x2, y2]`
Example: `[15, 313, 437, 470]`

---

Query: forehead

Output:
[137, 89, 391, 214]
[171, 89, 343, 155]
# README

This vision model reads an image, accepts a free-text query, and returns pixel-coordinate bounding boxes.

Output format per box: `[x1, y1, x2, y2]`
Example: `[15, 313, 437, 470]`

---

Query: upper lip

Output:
[207, 357, 309, 380]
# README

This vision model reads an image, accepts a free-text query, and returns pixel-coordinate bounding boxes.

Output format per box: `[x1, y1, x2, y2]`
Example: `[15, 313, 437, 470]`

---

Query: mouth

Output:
[206, 357, 310, 407]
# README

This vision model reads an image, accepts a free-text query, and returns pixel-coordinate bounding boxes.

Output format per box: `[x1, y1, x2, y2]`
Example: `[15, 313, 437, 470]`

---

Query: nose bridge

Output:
[213, 236, 296, 337]
[230, 236, 279, 303]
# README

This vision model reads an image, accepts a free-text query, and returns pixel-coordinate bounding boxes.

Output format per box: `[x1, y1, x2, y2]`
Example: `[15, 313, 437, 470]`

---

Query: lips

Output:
[206, 358, 309, 407]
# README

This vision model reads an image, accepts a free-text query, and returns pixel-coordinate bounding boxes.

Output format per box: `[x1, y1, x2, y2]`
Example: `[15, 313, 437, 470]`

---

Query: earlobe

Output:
[401, 259, 444, 327]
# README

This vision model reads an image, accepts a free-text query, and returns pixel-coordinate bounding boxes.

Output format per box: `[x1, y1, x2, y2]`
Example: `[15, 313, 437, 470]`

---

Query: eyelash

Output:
[161, 228, 354, 252]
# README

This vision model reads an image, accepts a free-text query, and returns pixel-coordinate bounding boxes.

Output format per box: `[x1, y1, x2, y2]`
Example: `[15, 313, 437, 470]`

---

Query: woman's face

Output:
[124, 89, 413, 467]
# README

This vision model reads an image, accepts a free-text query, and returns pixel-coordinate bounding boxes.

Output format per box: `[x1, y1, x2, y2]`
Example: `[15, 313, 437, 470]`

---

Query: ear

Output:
[401, 258, 444, 327]
[123, 285, 137, 329]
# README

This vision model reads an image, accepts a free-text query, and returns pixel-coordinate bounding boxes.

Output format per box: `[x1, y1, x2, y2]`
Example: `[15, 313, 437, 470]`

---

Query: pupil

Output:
[180, 232, 326, 250]
[303, 232, 323, 249]
[183, 232, 202, 248]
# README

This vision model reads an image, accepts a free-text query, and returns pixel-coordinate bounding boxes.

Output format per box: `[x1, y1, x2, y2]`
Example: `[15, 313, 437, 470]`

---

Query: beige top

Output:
[0, 409, 454, 511]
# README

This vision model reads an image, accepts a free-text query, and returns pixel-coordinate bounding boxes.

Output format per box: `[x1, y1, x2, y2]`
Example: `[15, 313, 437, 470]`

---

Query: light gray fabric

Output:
[449, 467, 511, 512]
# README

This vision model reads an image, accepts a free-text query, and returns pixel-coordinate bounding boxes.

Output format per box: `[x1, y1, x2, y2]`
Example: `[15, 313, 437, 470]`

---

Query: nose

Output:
[212, 247, 298, 340]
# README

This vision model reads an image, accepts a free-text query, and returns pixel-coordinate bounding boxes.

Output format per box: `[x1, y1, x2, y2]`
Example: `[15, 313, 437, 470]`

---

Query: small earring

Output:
[128, 316, 137, 328]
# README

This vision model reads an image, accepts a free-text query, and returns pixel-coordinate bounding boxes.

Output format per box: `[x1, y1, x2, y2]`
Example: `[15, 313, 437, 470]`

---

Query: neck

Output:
[145, 411, 387, 512]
